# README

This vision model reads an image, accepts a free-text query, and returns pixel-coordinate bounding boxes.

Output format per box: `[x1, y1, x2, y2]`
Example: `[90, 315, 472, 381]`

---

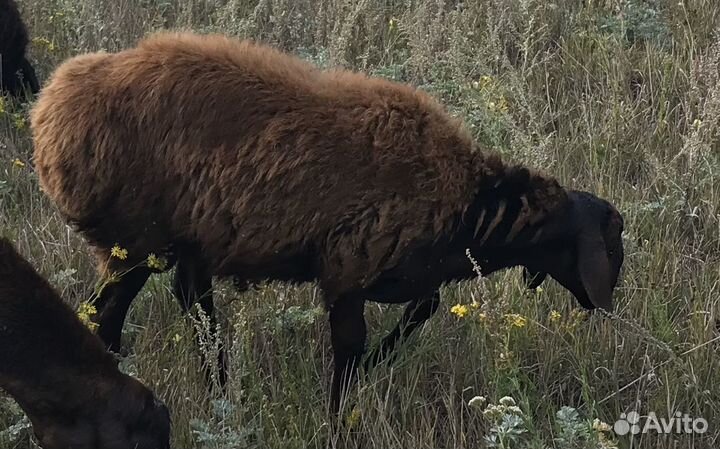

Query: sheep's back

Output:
[32, 33, 479, 275]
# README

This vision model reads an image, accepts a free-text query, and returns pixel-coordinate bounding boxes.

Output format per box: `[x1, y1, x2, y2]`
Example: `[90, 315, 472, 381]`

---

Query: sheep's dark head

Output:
[30, 375, 171, 449]
[522, 190, 624, 311]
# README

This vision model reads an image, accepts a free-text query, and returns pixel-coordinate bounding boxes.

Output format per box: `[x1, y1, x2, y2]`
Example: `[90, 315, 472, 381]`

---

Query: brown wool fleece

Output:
[31, 32, 567, 302]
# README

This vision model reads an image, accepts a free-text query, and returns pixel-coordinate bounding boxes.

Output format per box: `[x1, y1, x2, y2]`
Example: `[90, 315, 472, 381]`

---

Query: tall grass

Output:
[2, 0, 720, 448]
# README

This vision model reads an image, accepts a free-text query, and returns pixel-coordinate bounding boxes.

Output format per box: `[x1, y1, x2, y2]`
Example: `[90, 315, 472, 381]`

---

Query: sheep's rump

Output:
[32, 33, 481, 287]
[0, 0, 28, 61]
[0, 0, 32, 93]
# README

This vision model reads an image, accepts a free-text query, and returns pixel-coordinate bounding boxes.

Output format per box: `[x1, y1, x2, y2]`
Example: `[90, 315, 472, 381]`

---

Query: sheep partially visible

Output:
[31, 32, 625, 411]
[0, 0, 39, 97]
[0, 238, 170, 449]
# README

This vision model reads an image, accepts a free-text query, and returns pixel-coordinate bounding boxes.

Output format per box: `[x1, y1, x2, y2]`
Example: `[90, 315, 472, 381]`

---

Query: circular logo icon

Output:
[614, 411, 642, 436]
[626, 411, 642, 434]
[614, 418, 630, 436]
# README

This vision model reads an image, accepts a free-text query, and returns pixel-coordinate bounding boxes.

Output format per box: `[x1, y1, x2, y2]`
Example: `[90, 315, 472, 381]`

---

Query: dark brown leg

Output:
[329, 296, 367, 413]
[173, 257, 227, 388]
[94, 266, 152, 353]
[364, 291, 440, 372]
[19, 57, 39, 95]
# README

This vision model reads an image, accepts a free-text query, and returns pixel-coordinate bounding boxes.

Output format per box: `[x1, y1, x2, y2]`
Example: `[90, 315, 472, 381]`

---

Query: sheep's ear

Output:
[522, 268, 547, 289]
[577, 230, 613, 311]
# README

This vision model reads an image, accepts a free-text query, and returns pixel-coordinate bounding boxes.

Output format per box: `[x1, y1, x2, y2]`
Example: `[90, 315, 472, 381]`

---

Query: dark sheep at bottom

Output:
[0, 238, 170, 449]
[31, 32, 625, 412]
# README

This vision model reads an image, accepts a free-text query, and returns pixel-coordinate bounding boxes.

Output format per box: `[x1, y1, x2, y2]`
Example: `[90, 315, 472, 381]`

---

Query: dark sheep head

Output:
[30, 374, 171, 449]
[521, 190, 624, 311]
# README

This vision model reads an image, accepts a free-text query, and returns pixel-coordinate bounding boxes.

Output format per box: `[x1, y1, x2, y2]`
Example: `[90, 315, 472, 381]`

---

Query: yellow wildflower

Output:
[32, 37, 55, 52]
[346, 406, 361, 428]
[496, 96, 509, 113]
[77, 302, 99, 331]
[692, 118, 703, 130]
[479, 75, 493, 88]
[12, 113, 26, 130]
[12, 159, 25, 168]
[388, 17, 397, 31]
[146, 253, 168, 271]
[549, 310, 561, 322]
[172, 333, 183, 344]
[592, 418, 611, 432]
[0, 97, 5, 114]
[504, 313, 527, 328]
[450, 304, 469, 318]
[565, 309, 588, 330]
[110, 244, 128, 260]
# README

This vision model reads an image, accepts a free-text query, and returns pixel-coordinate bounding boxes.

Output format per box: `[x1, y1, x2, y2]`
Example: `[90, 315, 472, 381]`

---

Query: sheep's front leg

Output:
[364, 291, 440, 372]
[94, 266, 152, 353]
[329, 297, 366, 413]
[173, 258, 228, 389]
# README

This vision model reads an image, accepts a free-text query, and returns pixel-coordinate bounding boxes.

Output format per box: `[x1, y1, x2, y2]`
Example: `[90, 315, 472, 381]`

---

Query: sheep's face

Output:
[523, 190, 624, 312]
[32, 376, 171, 449]
[98, 376, 171, 449]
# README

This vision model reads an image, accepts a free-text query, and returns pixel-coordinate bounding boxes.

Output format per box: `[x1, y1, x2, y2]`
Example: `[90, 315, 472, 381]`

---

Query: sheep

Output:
[0, 237, 171, 449]
[0, 0, 40, 97]
[30, 32, 625, 412]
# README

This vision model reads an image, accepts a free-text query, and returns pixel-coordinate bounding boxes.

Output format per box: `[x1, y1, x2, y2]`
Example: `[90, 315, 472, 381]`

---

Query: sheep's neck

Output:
[467, 183, 568, 245]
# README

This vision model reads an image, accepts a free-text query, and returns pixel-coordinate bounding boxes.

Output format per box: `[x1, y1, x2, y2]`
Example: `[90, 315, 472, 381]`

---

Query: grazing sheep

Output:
[31, 32, 625, 411]
[0, 0, 40, 97]
[0, 238, 170, 449]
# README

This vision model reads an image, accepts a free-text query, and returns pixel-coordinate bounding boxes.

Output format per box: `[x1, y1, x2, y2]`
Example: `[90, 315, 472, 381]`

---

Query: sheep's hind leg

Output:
[329, 296, 367, 414]
[94, 266, 152, 353]
[364, 291, 440, 372]
[19, 57, 39, 95]
[173, 258, 228, 390]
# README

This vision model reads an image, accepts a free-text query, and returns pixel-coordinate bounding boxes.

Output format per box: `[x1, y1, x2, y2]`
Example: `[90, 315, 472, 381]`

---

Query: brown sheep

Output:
[30, 32, 625, 412]
[0, 0, 39, 97]
[0, 238, 170, 448]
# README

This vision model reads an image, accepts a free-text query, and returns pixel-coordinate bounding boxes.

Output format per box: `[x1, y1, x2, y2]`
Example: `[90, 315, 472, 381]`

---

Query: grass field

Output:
[1, 0, 720, 448]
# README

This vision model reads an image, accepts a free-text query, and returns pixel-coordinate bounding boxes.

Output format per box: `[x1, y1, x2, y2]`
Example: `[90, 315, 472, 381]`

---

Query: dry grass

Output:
[2, 0, 720, 448]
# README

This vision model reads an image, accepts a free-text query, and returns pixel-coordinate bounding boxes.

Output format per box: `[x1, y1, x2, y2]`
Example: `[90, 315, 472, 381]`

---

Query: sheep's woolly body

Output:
[0, 238, 172, 448]
[0, 238, 119, 407]
[32, 32, 566, 301]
